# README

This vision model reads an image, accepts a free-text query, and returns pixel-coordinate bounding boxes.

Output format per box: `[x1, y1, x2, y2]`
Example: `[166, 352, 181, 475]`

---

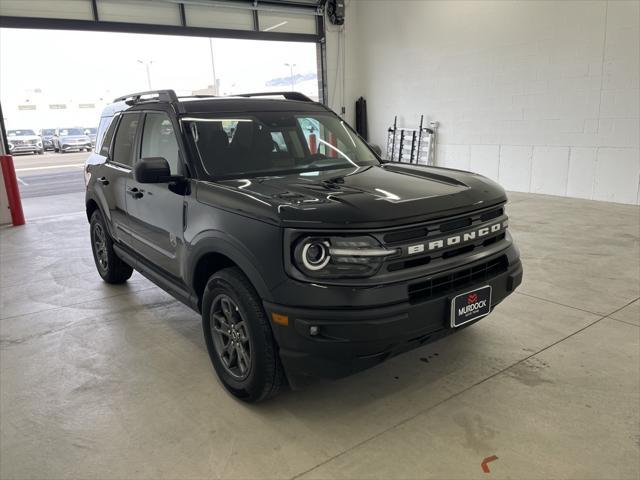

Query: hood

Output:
[197, 163, 507, 229]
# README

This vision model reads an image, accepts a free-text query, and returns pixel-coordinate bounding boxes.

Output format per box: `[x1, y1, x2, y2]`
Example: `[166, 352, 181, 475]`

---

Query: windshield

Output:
[59, 128, 85, 136]
[41, 129, 55, 136]
[8, 129, 35, 136]
[184, 111, 379, 179]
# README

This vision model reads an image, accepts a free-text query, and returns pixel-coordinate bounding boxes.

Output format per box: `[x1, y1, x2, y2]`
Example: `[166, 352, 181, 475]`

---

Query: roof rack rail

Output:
[177, 94, 218, 100]
[113, 89, 179, 106]
[235, 91, 313, 102]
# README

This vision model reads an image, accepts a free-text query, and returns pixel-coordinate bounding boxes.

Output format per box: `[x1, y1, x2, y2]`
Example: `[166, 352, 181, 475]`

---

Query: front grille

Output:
[382, 206, 504, 245]
[408, 255, 508, 303]
[384, 227, 428, 244]
[382, 204, 507, 273]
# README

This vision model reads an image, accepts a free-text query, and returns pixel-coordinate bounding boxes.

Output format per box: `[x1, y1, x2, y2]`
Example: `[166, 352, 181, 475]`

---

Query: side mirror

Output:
[135, 157, 172, 183]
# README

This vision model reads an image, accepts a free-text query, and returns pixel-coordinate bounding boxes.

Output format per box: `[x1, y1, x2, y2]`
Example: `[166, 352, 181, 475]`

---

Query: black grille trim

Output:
[408, 255, 509, 304]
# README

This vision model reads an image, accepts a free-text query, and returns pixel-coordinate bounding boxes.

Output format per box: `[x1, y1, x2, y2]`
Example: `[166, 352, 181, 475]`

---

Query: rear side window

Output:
[140, 113, 181, 175]
[98, 117, 118, 157]
[111, 114, 140, 167]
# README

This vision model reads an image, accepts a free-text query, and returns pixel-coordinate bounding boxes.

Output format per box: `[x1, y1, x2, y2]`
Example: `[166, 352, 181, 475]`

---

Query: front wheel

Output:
[90, 210, 133, 284]
[202, 267, 285, 402]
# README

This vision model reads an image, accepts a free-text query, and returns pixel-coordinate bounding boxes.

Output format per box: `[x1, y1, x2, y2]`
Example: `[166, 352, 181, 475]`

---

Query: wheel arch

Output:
[86, 198, 100, 223]
[189, 234, 274, 311]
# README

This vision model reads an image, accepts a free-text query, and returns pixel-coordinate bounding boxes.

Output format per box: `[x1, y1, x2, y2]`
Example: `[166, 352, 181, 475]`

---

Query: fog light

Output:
[309, 326, 319, 336]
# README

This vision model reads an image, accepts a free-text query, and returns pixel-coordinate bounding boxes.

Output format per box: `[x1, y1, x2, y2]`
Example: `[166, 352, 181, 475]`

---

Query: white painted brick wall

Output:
[326, 0, 640, 204]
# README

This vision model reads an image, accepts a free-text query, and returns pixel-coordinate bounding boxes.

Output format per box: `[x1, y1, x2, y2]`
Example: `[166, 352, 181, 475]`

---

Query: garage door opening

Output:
[0, 27, 320, 218]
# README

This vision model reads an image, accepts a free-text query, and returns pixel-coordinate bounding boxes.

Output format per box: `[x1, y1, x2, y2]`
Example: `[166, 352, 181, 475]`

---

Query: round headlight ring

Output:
[301, 240, 330, 271]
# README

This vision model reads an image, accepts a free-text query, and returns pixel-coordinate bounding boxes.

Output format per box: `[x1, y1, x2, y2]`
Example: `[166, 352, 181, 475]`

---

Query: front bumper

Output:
[264, 248, 522, 387]
[61, 143, 91, 152]
[9, 145, 41, 154]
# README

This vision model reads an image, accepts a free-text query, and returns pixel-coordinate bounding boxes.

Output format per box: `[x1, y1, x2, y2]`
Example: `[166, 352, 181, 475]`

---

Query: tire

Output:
[90, 210, 133, 284]
[202, 267, 285, 402]
[54, 147, 59, 153]
[38, 149, 44, 155]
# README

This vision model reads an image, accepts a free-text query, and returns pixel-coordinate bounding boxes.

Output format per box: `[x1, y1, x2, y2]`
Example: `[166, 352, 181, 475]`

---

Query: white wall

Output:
[327, 0, 640, 204]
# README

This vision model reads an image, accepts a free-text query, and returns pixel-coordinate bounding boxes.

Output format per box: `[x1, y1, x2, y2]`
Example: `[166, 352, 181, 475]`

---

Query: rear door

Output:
[125, 111, 186, 280]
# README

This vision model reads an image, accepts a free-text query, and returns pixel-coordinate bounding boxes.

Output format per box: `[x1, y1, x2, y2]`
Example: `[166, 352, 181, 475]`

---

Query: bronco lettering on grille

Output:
[407, 220, 508, 255]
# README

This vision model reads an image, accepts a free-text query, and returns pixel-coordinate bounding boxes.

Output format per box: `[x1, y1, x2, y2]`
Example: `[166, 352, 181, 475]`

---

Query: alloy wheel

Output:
[210, 294, 252, 380]
[93, 223, 108, 271]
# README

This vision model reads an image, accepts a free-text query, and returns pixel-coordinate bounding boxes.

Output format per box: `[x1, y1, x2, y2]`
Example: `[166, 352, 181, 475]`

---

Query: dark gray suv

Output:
[85, 90, 522, 402]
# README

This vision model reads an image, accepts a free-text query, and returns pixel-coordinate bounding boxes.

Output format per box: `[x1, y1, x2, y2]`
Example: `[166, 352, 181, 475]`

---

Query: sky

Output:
[0, 28, 318, 129]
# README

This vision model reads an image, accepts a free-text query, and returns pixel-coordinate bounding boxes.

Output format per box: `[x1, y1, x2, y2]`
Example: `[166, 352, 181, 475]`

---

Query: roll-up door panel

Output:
[259, 10, 316, 34]
[184, 4, 254, 31]
[97, 0, 182, 26]
[0, 0, 93, 20]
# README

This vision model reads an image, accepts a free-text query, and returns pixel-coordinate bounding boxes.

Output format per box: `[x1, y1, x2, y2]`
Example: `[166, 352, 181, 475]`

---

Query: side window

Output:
[111, 114, 140, 167]
[270, 131, 288, 152]
[140, 113, 181, 175]
[98, 117, 118, 157]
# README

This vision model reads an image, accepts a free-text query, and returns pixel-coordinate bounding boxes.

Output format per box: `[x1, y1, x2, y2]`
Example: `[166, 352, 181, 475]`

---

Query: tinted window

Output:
[111, 114, 140, 167]
[140, 113, 180, 175]
[99, 117, 119, 157]
[8, 130, 36, 136]
[59, 128, 85, 136]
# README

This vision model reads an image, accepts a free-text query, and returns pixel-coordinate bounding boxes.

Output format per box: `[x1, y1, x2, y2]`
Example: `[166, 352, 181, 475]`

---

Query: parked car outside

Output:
[39, 128, 57, 151]
[85, 127, 97, 147]
[7, 129, 44, 155]
[85, 90, 523, 402]
[53, 127, 93, 153]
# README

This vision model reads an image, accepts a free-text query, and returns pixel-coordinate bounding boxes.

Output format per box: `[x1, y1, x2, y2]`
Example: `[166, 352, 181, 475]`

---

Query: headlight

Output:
[293, 235, 399, 278]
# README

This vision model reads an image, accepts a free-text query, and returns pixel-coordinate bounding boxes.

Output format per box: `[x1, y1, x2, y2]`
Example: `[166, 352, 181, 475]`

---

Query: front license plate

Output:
[451, 285, 492, 328]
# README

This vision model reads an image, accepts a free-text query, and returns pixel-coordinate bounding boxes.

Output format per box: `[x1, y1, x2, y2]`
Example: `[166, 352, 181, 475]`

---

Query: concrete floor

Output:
[1, 192, 638, 479]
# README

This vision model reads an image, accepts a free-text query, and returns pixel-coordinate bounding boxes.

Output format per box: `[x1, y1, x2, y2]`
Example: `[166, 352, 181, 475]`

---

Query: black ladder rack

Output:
[386, 115, 439, 165]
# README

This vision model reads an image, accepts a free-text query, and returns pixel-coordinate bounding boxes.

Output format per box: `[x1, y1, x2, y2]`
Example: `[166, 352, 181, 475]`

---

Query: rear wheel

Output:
[90, 210, 133, 284]
[202, 267, 285, 402]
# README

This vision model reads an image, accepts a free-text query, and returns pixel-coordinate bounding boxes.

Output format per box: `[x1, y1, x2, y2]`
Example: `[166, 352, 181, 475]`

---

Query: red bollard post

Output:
[328, 132, 338, 158]
[0, 155, 26, 226]
[309, 133, 317, 154]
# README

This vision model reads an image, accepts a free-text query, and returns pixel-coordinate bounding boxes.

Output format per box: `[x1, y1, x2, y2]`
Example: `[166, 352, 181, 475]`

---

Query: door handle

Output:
[97, 176, 109, 185]
[126, 187, 144, 199]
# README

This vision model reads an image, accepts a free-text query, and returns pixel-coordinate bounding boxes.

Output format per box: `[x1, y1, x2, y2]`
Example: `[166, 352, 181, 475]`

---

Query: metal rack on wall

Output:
[385, 115, 439, 165]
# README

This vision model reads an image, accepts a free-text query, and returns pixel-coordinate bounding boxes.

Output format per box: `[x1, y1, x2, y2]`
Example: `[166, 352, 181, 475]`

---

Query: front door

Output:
[125, 111, 186, 280]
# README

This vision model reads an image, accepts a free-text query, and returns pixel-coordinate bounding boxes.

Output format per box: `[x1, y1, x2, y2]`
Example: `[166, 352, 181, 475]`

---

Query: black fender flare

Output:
[85, 192, 113, 235]
[187, 230, 274, 303]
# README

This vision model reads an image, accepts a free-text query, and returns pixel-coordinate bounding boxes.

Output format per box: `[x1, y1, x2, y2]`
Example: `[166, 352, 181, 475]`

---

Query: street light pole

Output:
[137, 60, 153, 89]
[209, 38, 218, 95]
[284, 63, 296, 91]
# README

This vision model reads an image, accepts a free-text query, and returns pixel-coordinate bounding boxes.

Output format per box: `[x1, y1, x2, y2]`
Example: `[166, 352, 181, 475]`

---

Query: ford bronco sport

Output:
[85, 90, 522, 402]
